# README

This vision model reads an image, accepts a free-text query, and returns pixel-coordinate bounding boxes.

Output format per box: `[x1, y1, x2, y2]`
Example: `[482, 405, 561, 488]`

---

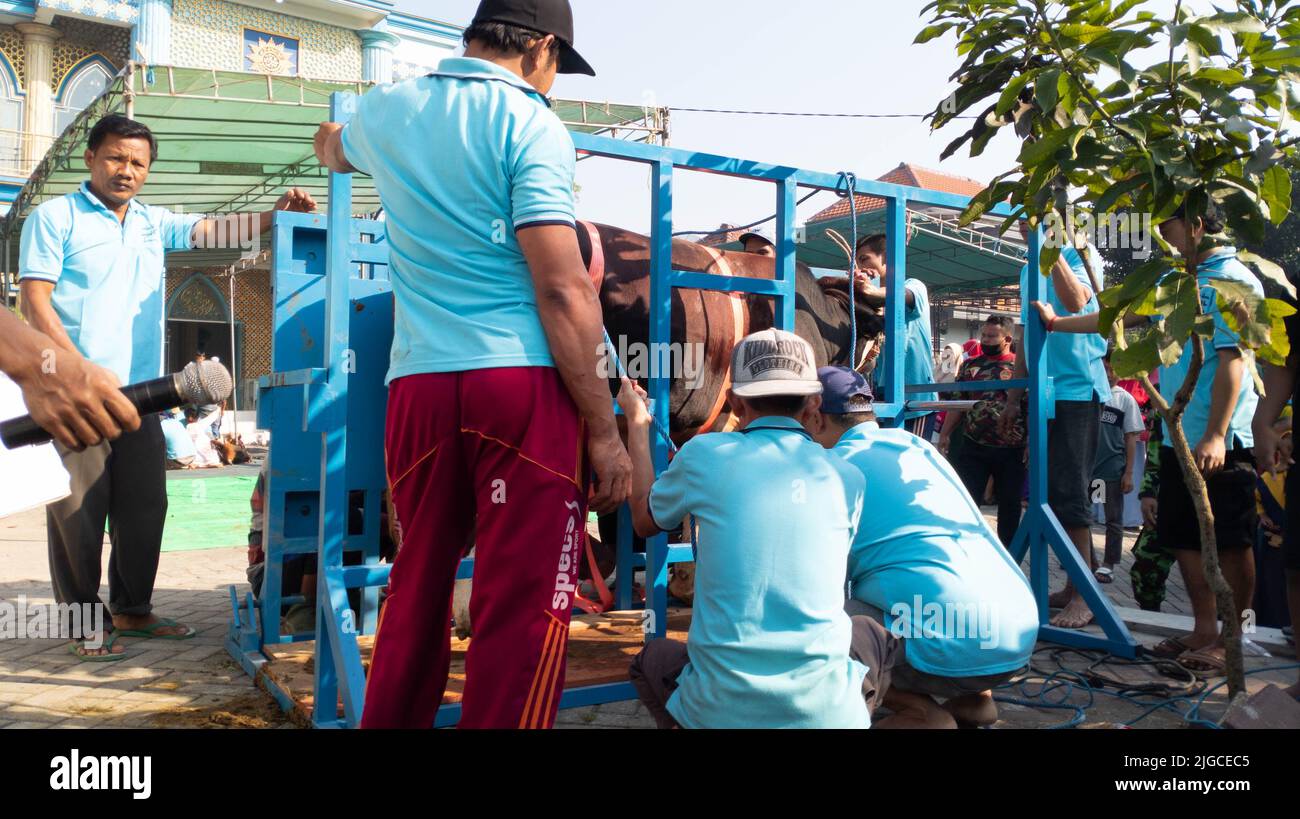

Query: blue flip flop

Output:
[115, 617, 197, 640]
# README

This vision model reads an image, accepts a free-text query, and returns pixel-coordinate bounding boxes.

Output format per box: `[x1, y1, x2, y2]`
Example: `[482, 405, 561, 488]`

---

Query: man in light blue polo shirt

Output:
[1003, 222, 1109, 629]
[854, 233, 937, 437]
[19, 114, 315, 660]
[809, 366, 1038, 728]
[1032, 201, 1263, 673]
[314, 0, 632, 729]
[621, 329, 907, 729]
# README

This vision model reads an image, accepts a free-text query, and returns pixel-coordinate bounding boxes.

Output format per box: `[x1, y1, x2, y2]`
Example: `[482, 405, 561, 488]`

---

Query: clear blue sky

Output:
[388, 0, 1029, 233]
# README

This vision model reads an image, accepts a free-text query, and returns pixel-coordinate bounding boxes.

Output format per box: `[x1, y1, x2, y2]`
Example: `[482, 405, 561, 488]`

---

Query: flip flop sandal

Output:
[1094, 566, 1114, 584]
[1177, 646, 1227, 678]
[115, 617, 197, 640]
[68, 630, 127, 662]
[1148, 635, 1196, 659]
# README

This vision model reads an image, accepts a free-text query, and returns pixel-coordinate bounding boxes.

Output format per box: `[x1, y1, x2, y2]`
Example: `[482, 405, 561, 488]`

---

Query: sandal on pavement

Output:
[68, 630, 127, 662]
[1094, 566, 1114, 584]
[115, 617, 197, 640]
[1149, 635, 1197, 659]
[1177, 645, 1227, 678]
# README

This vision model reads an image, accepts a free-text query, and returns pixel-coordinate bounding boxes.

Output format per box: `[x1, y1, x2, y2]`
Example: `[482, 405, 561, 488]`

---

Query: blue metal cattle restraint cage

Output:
[226, 90, 1139, 728]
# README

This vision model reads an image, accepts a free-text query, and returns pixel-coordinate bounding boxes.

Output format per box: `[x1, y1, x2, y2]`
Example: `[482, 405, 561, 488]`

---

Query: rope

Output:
[836, 172, 859, 367]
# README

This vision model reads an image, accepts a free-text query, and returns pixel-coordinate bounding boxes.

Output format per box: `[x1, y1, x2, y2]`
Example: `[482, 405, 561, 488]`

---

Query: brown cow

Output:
[577, 221, 883, 440]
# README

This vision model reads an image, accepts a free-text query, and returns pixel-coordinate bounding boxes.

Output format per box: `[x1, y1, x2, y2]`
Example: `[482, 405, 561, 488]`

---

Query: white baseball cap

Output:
[729, 329, 823, 398]
[738, 225, 775, 248]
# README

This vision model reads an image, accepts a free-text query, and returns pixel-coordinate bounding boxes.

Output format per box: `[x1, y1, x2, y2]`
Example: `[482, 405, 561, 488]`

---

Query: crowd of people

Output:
[1, 0, 1295, 728]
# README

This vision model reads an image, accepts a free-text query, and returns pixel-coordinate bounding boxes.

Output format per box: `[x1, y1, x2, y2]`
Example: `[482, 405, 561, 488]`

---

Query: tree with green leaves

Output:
[919, 0, 1299, 698]
[1101, 164, 1300, 293]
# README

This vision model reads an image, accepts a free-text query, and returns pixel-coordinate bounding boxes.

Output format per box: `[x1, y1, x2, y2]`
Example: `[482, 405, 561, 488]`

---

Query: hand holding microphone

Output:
[2, 357, 233, 451]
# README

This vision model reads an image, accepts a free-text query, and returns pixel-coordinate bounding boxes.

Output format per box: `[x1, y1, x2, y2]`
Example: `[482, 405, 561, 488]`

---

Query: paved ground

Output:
[1, 486, 1293, 729]
[0, 469, 287, 729]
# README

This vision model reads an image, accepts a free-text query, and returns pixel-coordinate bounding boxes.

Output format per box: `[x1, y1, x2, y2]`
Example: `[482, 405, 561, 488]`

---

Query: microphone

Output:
[0, 359, 233, 449]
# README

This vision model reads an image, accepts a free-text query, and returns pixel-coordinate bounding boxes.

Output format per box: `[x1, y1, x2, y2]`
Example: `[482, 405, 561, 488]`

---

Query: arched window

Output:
[0, 53, 23, 173]
[54, 57, 113, 136]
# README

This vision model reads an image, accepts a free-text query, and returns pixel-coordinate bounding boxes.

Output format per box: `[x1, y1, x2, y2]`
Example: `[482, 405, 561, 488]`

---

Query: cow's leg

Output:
[452, 549, 474, 640]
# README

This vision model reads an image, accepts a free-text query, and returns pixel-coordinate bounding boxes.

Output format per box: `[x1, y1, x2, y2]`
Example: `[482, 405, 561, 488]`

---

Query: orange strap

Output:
[695, 247, 748, 437]
[573, 530, 613, 614]
[579, 220, 605, 295]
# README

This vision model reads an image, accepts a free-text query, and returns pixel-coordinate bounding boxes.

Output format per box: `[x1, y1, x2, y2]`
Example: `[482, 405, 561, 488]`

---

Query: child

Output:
[1092, 351, 1144, 582]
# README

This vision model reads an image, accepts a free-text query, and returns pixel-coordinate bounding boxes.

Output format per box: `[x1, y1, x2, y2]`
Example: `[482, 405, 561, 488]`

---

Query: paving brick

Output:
[19, 684, 99, 710]
[170, 643, 228, 662]
[592, 698, 644, 716]
[0, 703, 70, 723]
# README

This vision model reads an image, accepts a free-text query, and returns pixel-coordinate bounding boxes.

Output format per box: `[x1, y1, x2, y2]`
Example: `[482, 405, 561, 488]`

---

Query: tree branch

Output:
[1033, 0, 1145, 152]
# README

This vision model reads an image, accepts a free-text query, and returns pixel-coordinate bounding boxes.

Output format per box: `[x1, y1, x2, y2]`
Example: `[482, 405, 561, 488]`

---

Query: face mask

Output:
[981, 343, 1005, 357]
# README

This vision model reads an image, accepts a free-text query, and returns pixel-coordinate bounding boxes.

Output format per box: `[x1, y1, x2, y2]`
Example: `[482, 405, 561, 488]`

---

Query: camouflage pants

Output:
[1129, 525, 1174, 611]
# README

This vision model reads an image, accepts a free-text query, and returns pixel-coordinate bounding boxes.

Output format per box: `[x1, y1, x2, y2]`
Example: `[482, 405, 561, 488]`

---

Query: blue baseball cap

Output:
[817, 366, 874, 414]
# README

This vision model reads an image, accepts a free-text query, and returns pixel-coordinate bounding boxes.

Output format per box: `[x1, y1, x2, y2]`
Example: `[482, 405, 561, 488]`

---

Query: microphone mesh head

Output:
[179, 360, 233, 405]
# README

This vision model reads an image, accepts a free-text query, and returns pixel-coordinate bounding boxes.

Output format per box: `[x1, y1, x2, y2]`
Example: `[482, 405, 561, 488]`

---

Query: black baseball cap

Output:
[470, 0, 596, 76]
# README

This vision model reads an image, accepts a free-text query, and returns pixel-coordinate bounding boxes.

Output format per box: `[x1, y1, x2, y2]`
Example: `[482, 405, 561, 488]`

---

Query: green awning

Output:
[1, 64, 668, 251]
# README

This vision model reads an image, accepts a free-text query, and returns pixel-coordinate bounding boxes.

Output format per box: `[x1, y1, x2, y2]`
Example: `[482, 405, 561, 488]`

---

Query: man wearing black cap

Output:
[314, 0, 631, 729]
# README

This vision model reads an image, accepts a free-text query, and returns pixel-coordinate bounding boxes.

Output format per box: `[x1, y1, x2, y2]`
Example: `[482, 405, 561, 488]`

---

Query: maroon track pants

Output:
[361, 368, 589, 729]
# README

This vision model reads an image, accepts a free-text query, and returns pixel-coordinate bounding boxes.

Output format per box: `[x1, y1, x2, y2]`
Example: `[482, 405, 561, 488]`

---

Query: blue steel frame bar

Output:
[236, 98, 1137, 730]
[311, 91, 368, 728]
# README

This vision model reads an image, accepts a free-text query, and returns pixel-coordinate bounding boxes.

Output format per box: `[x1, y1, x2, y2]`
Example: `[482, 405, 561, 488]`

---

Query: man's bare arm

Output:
[313, 123, 358, 174]
[0, 309, 139, 449]
[1050, 252, 1090, 313]
[855, 275, 916, 310]
[1122, 430, 1139, 493]
[190, 188, 319, 248]
[616, 380, 661, 538]
[517, 224, 631, 514]
[1195, 347, 1244, 475]
[1253, 351, 1298, 473]
[1000, 324, 1029, 437]
[1030, 300, 1148, 335]
[19, 279, 78, 355]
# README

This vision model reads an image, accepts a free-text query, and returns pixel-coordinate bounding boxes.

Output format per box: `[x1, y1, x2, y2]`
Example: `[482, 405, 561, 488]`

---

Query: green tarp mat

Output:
[159, 474, 255, 553]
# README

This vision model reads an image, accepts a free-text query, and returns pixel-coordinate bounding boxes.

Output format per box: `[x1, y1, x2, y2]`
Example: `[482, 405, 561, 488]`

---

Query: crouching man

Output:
[808, 366, 1039, 727]
[620, 329, 898, 728]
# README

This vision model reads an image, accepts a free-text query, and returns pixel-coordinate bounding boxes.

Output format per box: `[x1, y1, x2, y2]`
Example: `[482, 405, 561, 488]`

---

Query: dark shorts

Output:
[1156, 446, 1257, 553]
[848, 614, 903, 713]
[1282, 464, 1300, 571]
[1046, 400, 1100, 529]
[845, 600, 1020, 698]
